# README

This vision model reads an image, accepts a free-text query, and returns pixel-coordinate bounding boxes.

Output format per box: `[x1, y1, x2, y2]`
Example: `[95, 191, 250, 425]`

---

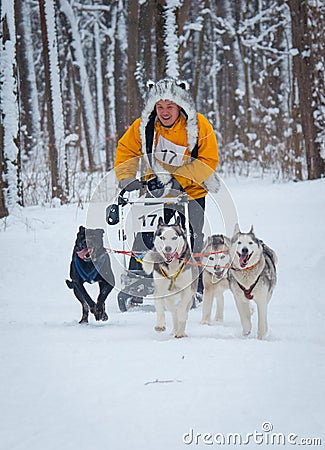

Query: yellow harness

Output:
[159, 260, 187, 291]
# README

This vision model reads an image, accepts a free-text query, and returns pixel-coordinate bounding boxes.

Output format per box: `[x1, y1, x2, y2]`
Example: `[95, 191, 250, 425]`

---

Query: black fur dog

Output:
[66, 226, 115, 323]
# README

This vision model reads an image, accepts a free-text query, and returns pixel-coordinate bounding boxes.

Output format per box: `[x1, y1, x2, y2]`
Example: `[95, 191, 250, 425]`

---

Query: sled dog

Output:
[66, 226, 115, 323]
[200, 234, 231, 325]
[228, 224, 277, 339]
[142, 217, 198, 338]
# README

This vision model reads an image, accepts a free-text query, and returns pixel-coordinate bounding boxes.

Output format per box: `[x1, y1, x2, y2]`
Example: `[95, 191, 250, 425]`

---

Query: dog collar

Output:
[73, 253, 106, 284]
[233, 260, 259, 271]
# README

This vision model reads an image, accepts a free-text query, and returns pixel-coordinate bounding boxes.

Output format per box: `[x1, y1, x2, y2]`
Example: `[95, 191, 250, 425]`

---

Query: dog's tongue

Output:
[164, 252, 178, 263]
[239, 253, 250, 268]
[77, 248, 93, 260]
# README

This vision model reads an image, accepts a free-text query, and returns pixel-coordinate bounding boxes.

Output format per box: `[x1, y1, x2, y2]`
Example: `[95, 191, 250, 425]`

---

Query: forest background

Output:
[0, 0, 324, 217]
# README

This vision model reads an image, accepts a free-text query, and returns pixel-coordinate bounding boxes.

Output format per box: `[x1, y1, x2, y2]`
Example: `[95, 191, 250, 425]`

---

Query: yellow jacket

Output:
[114, 113, 218, 199]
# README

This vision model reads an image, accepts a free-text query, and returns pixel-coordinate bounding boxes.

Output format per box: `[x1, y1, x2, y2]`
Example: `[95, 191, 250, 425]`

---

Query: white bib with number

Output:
[155, 135, 187, 167]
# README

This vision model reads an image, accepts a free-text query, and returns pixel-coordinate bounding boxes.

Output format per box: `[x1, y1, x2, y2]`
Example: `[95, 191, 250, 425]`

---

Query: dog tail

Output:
[65, 279, 74, 289]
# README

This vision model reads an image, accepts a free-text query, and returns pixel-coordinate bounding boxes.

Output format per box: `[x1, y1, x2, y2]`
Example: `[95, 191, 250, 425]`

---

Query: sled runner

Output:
[106, 185, 191, 312]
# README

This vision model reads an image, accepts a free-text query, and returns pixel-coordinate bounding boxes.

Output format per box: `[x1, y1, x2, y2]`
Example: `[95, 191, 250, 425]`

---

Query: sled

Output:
[106, 186, 191, 312]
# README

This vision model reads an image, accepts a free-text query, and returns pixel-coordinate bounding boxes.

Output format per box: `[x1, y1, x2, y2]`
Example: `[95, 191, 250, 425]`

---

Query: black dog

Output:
[66, 226, 115, 323]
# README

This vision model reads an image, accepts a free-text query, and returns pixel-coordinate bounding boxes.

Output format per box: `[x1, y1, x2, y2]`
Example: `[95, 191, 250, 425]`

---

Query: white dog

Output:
[228, 225, 277, 339]
[200, 234, 231, 325]
[142, 217, 198, 338]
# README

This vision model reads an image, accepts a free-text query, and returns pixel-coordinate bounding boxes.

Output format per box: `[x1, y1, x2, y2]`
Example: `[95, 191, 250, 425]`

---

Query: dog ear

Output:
[233, 223, 240, 236]
[174, 215, 181, 227]
[249, 225, 254, 234]
[223, 236, 231, 247]
[158, 216, 164, 226]
[79, 225, 85, 232]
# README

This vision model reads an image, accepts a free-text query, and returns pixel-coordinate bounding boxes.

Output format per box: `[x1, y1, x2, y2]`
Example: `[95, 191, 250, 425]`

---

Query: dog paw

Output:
[79, 317, 89, 324]
[155, 325, 166, 332]
[200, 320, 211, 326]
[242, 330, 251, 337]
[101, 312, 109, 321]
[93, 305, 107, 321]
[175, 332, 188, 338]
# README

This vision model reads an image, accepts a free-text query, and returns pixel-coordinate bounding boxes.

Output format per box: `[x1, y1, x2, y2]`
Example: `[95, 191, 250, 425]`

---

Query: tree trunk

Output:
[59, 0, 98, 171]
[39, 0, 64, 200]
[288, 0, 325, 179]
[155, 0, 167, 80]
[114, 0, 128, 139]
[1, 2, 23, 212]
[0, 123, 8, 218]
[127, 0, 140, 125]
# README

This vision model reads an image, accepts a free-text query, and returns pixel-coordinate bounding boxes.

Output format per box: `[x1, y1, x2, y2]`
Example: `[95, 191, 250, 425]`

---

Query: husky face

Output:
[154, 217, 186, 264]
[202, 235, 230, 278]
[230, 225, 262, 269]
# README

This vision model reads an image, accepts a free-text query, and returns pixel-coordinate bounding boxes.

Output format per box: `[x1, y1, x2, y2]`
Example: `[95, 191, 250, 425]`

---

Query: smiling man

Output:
[155, 99, 181, 127]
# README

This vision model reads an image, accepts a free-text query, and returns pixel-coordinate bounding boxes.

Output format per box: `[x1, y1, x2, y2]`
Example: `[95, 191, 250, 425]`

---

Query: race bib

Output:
[155, 135, 187, 167]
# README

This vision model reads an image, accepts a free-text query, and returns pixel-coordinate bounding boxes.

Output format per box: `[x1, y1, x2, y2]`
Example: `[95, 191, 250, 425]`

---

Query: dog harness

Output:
[73, 253, 106, 284]
[236, 276, 261, 300]
[159, 260, 187, 291]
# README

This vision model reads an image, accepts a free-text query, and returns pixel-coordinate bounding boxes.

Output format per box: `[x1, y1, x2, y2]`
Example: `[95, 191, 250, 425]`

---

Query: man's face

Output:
[156, 100, 181, 127]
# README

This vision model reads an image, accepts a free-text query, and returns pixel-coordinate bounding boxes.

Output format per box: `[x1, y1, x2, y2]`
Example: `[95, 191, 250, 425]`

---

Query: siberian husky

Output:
[200, 235, 231, 325]
[142, 217, 198, 338]
[228, 224, 277, 339]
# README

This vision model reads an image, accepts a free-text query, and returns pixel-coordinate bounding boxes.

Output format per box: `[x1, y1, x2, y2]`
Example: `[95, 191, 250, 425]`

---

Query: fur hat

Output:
[139, 79, 198, 154]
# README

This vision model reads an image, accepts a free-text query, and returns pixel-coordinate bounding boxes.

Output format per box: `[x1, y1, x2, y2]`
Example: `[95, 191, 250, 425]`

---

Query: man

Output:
[114, 79, 219, 299]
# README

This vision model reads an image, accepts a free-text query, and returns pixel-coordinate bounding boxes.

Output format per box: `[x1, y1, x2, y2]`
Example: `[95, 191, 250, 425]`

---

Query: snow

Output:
[1, 177, 325, 449]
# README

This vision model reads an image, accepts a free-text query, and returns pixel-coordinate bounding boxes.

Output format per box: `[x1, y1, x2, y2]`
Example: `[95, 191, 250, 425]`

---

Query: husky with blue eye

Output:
[142, 217, 198, 338]
[228, 224, 277, 339]
[200, 234, 231, 325]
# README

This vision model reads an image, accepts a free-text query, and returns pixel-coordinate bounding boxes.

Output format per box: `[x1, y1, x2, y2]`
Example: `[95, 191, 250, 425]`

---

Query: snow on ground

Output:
[1, 177, 324, 450]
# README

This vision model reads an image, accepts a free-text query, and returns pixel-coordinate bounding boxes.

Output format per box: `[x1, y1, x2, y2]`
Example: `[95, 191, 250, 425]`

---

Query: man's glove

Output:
[119, 177, 143, 192]
[147, 176, 165, 197]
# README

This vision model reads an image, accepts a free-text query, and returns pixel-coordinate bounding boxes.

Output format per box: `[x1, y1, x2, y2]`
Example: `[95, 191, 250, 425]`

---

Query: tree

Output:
[39, 0, 67, 201]
[0, 0, 22, 215]
[127, 0, 140, 124]
[288, 0, 325, 179]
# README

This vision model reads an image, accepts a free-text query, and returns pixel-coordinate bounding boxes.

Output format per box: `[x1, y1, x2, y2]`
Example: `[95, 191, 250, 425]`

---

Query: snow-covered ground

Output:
[1, 177, 324, 449]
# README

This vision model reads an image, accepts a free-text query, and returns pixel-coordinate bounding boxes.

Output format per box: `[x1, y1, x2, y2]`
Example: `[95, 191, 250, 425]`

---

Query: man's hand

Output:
[119, 177, 143, 192]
